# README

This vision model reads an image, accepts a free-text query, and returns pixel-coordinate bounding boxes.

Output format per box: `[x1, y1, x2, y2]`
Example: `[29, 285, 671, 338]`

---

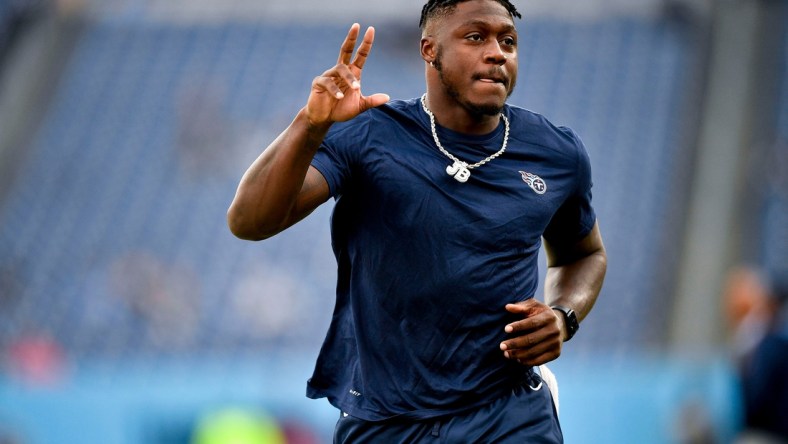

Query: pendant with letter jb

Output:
[446, 160, 470, 183]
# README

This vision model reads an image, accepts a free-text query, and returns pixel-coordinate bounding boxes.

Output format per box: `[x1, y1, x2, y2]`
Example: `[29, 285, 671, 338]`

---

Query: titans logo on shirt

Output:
[519, 171, 547, 194]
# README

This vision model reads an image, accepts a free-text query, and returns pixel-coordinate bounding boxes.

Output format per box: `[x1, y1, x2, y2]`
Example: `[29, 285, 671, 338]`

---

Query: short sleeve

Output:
[310, 119, 367, 198]
[542, 128, 597, 246]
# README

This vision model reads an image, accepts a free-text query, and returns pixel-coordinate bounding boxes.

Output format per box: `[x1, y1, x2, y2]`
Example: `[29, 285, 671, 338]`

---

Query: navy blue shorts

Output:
[333, 373, 563, 443]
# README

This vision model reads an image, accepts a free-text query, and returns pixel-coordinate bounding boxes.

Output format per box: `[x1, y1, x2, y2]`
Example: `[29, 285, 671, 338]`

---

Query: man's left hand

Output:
[500, 299, 564, 367]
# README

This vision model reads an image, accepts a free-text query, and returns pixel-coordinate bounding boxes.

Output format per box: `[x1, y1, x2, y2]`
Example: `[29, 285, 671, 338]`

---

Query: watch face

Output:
[566, 311, 578, 334]
[553, 306, 578, 341]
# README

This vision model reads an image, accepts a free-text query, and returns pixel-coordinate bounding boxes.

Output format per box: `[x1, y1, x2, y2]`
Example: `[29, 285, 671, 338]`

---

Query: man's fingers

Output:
[504, 298, 559, 335]
[502, 338, 561, 366]
[337, 23, 361, 65]
[362, 93, 390, 110]
[504, 309, 555, 334]
[312, 75, 345, 99]
[505, 299, 541, 314]
[308, 26, 387, 125]
[501, 335, 552, 354]
[351, 26, 375, 70]
[500, 333, 537, 352]
[332, 64, 360, 90]
[338, 24, 375, 74]
[500, 321, 561, 351]
[500, 299, 561, 366]
[313, 64, 359, 96]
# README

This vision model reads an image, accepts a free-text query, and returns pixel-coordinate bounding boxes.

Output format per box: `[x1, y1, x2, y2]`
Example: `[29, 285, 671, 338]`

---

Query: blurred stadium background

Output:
[0, 0, 786, 442]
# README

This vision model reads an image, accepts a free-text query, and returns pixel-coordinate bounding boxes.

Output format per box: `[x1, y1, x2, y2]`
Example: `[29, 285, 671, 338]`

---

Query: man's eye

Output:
[467, 34, 483, 42]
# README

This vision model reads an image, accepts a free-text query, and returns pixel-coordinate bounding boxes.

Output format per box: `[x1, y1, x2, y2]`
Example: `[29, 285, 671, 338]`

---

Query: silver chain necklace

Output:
[420, 93, 509, 183]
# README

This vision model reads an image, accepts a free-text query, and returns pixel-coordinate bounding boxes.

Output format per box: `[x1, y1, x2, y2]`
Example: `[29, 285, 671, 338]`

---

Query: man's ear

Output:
[420, 37, 436, 65]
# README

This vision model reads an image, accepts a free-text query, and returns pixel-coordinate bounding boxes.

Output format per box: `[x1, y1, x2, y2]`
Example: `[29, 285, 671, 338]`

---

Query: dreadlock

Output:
[419, 0, 522, 30]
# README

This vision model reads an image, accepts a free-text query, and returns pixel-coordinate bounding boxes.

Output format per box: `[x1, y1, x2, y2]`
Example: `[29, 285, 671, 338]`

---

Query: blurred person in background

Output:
[725, 266, 788, 443]
[227, 0, 607, 442]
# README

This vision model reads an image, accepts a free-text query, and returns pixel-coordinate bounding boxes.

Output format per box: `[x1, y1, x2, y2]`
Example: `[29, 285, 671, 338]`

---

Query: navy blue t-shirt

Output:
[308, 98, 596, 421]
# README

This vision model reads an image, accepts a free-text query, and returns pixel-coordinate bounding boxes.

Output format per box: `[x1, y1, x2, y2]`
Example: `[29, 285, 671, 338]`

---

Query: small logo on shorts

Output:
[349, 389, 361, 397]
[519, 171, 547, 195]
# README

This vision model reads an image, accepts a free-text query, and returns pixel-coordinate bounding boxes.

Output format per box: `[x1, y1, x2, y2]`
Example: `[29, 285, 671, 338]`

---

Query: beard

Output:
[433, 49, 516, 117]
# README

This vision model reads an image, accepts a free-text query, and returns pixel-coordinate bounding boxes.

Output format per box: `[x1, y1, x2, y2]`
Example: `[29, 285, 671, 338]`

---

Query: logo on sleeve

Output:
[519, 171, 547, 194]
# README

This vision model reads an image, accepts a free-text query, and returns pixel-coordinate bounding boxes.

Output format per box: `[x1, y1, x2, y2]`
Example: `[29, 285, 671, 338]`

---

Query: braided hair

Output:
[419, 0, 522, 30]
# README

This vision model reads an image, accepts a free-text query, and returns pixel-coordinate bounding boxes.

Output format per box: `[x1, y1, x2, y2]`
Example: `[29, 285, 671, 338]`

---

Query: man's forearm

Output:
[543, 222, 607, 340]
[544, 248, 607, 323]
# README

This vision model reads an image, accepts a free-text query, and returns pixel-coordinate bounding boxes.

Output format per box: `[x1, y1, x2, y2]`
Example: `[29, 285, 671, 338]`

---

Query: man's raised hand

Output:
[305, 23, 390, 129]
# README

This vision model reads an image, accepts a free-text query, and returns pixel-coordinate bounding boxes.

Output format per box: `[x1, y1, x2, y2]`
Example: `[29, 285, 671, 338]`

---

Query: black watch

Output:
[551, 305, 579, 342]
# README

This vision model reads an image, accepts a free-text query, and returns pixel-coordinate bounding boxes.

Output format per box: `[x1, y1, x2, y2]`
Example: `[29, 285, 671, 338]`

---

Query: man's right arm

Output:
[226, 23, 389, 241]
[226, 111, 332, 240]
